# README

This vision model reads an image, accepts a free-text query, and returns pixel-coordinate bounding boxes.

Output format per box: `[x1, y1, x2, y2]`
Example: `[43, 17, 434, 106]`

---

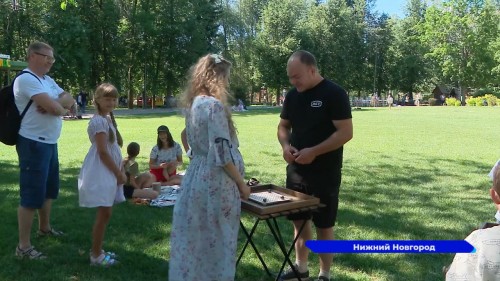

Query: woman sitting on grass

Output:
[149, 125, 183, 186]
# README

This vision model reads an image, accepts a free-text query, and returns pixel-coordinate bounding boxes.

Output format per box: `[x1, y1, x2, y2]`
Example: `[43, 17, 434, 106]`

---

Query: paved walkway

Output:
[112, 107, 180, 116]
[65, 107, 180, 119]
[66, 106, 277, 120]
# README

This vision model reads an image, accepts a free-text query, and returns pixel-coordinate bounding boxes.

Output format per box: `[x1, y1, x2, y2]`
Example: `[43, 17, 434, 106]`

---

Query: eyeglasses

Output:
[34, 52, 56, 63]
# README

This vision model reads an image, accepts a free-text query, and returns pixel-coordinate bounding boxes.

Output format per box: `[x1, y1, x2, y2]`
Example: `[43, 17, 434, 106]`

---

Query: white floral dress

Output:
[78, 114, 124, 207]
[168, 96, 244, 281]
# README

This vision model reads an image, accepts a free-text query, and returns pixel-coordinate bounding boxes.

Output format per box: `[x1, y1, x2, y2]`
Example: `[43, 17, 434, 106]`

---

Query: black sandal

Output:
[247, 177, 260, 186]
[37, 228, 64, 237]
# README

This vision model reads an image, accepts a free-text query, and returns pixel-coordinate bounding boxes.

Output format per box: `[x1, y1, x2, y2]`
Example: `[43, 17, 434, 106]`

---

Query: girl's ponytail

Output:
[109, 112, 123, 147]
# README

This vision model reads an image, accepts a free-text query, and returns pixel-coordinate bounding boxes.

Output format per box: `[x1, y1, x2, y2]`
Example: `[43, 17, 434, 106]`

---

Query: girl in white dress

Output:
[78, 83, 127, 267]
[168, 54, 251, 281]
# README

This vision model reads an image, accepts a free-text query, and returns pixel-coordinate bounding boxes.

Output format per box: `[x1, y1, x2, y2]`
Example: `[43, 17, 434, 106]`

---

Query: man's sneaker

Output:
[279, 265, 309, 281]
[313, 276, 330, 281]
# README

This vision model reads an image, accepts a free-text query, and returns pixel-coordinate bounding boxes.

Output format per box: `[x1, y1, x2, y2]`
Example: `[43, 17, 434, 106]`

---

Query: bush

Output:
[429, 98, 438, 106]
[485, 94, 497, 106]
[473, 88, 500, 98]
[454, 100, 461, 106]
[466, 97, 476, 106]
[446, 97, 459, 106]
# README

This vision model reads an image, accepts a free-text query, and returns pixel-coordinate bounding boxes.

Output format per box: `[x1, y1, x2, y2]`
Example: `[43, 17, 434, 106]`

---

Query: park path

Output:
[68, 107, 180, 120]
[67, 105, 276, 120]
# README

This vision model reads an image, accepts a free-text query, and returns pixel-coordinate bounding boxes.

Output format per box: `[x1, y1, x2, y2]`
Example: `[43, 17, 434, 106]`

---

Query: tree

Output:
[386, 0, 428, 99]
[45, 1, 91, 91]
[421, 0, 499, 98]
[255, 0, 306, 103]
[300, 0, 368, 95]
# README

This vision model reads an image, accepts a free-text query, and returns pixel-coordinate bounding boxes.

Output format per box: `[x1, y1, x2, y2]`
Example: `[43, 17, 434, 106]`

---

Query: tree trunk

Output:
[127, 66, 134, 109]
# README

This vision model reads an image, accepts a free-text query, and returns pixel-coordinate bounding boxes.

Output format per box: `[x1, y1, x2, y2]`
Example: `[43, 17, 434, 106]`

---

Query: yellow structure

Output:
[0, 56, 28, 86]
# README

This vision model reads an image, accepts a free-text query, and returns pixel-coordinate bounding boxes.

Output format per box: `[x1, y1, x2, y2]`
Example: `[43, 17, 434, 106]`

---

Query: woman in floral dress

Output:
[168, 54, 251, 281]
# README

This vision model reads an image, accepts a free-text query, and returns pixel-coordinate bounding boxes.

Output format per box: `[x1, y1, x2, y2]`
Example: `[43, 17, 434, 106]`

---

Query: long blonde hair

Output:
[181, 54, 236, 136]
[94, 83, 119, 144]
[494, 164, 500, 194]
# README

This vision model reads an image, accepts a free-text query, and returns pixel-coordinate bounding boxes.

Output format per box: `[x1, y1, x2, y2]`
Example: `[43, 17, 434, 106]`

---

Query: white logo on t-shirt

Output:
[311, 100, 322, 107]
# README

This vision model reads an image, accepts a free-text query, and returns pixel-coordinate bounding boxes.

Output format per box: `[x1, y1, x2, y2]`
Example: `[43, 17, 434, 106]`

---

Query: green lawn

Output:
[0, 106, 499, 281]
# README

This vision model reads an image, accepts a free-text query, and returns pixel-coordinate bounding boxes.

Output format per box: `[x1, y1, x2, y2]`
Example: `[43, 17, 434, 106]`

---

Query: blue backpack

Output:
[0, 71, 41, 145]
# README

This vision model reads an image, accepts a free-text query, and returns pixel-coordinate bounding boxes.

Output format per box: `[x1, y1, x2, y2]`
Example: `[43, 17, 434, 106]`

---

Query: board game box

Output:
[241, 184, 320, 216]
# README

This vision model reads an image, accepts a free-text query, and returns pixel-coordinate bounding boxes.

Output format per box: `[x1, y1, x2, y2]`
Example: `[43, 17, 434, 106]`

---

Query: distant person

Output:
[387, 94, 394, 109]
[415, 93, 421, 106]
[77, 90, 88, 113]
[14, 41, 75, 260]
[445, 161, 500, 280]
[123, 142, 158, 200]
[278, 50, 353, 281]
[168, 54, 250, 281]
[78, 83, 126, 267]
[370, 94, 378, 107]
[149, 125, 183, 186]
[238, 99, 247, 111]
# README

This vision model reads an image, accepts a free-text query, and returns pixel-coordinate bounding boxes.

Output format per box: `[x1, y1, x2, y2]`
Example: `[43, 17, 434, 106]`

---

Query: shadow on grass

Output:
[0, 160, 172, 281]
[0, 151, 492, 281]
[351, 107, 381, 112]
[237, 153, 491, 281]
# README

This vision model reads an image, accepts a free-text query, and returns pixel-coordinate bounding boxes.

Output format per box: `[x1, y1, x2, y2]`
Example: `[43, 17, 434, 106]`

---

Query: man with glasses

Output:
[13, 41, 75, 259]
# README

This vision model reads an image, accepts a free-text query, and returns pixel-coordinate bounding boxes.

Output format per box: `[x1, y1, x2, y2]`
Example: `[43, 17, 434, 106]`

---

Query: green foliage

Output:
[60, 0, 77, 10]
[230, 84, 247, 105]
[466, 97, 476, 106]
[473, 88, 500, 98]
[387, 0, 428, 97]
[466, 95, 499, 106]
[1, 107, 500, 280]
[485, 94, 498, 106]
[254, 0, 305, 93]
[301, 0, 368, 92]
[0, 0, 498, 106]
[421, 0, 499, 89]
[445, 97, 459, 106]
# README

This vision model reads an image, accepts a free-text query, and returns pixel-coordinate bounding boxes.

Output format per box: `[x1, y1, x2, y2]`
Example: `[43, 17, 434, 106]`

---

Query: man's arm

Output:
[57, 91, 76, 108]
[294, 118, 353, 165]
[277, 118, 298, 164]
[31, 92, 74, 116]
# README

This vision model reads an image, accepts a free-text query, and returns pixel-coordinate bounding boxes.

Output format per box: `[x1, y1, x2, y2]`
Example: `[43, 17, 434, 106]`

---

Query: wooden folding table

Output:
[238, 184, 322, 281]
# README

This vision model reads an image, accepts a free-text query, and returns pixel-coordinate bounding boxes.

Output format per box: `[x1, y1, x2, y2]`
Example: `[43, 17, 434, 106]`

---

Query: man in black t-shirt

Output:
[277, 50, 353, 281]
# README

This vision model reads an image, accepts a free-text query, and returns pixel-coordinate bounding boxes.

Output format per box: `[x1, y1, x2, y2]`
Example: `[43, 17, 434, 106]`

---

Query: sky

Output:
[373, 0, 407, 18]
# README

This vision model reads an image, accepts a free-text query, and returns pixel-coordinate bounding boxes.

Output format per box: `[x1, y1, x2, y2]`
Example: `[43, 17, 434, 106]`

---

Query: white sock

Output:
[295, 259, 308, 272]
[319, 270, 330, 279]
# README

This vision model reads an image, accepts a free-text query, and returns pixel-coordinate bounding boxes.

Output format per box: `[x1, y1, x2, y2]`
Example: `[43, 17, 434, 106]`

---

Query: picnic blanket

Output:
[149, 185, 180, 207]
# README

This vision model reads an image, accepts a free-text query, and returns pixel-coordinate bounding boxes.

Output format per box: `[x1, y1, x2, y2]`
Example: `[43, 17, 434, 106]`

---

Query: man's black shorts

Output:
[286, 164, 341, 228]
